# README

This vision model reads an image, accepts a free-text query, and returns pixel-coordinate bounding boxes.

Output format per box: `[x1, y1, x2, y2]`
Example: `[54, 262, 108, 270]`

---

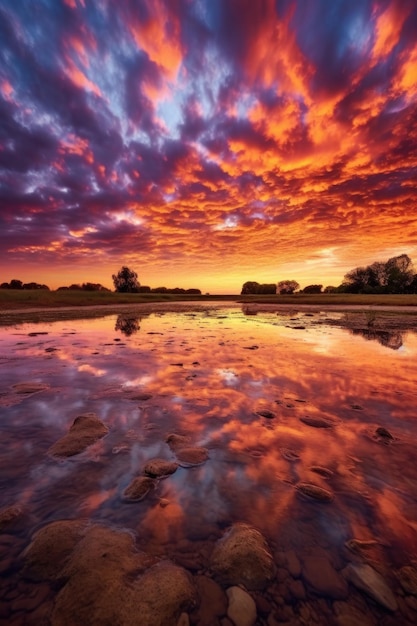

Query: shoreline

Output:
[1, 300, 417, 331]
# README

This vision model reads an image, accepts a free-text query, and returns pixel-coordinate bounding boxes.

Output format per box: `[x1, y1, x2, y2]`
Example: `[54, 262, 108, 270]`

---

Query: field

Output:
[1, 289, 417, 311]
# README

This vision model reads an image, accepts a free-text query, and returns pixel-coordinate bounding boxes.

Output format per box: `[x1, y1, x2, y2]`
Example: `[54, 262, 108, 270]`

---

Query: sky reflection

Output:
[1, 306, 417, 569]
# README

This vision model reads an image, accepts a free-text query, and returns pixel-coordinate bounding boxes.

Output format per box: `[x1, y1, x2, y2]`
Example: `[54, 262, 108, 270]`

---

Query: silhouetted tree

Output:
[241, 281, 260, 294]
[324, 286, 337, 293]
[276, 280, 299, 294]
[341, 254, 414, 294]
[112, 267, 140, 293]
[9, 279, 23, 289]
[302, 284, 323, 294]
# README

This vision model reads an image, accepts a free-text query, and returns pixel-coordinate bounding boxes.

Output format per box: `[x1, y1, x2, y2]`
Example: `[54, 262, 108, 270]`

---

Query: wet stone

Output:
[122, 477, 156, 502]
[300, 415, 335, 428]
[166, 434, 192, 451]
[302, 556, 348, 600]
[343, 562, 398, 612]
[144, 458, 178, 478]
[0, 505, 23, 532]
[11, 382, 49, 394]
[280, 448, 301, 462]
[396, 565, 417, 596]
[296, 482, 334, 503]
[309, 465, 333, 478]
[48, 413, 109, 458]
[191, 575, 228, 625]
[210, 523, 275, 591]
[175, 447, 209, 468]
[226, 586, 256, 626]
[375, 426, 394, 442]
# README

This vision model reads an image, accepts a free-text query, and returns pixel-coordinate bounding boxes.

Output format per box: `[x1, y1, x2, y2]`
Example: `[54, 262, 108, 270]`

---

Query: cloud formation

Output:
[1, 0, 416, 290]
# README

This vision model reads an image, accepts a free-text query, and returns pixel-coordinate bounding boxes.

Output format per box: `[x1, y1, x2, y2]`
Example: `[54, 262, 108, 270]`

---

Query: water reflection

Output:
[115, 314, 141, 336]
[1, 307, 417, 623]
[350, 327, 404, 350]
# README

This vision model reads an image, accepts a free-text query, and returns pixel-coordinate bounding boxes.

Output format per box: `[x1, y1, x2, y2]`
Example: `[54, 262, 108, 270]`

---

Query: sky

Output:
[1, 0, 417, 293]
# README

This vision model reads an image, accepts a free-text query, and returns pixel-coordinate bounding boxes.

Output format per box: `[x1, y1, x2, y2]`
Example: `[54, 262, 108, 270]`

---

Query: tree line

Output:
[241, 254, 417, 295]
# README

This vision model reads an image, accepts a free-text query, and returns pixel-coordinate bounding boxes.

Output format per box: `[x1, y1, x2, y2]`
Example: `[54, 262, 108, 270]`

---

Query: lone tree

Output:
[276, 280, 299, 294]
[112, 266, 140, 293]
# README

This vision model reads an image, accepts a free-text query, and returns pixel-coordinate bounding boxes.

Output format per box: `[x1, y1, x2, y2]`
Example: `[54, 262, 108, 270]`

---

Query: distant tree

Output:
[258, 283, 277, 294]
[9, 279, 23, 289]
[341, 254, 414, 294]
[276, 280, 299, 294]
[241, 281, 260, 295]
[112, 266, 140, 293]
[302, 284, 322, 294]
[152, 287, 168, 293]
[23, 282, 50, 290]
[186, 288, 201, 294]
[82, 282, 110, 292]
[324, 285, 337, 293]
[138, 285, 151, 293]
[0, 282, 9, 289]
[68, 283, 83, 290]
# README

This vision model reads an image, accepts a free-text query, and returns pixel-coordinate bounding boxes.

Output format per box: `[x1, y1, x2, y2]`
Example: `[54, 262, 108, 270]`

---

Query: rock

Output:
[12, 382, 49, 394]
[302, 556, 348, 600]
[0, 505, 23, 532]
[343, 563, 398, 611]
[210, 523, 275, 590]
[175, 447, 209, 467]
[48, 413, 109, 458]
[177, 614, 189, 626]
[23, 520, 86, 581]
[333, 601, 375, 626]
[25, 521, 197, 626]
[256, 410, 276, 419]
[396, 565, 417, 595]
[226, 586, 256, 626]
[288, 579, 306, 600]
[166, 434, 191, 451]
[192, 575, 228, 624]
[309, 466, 333, 478]
[375, 426, 394, 441]
[122, 477, 156, 502]
[144, 458, 178, 478]
[280, 448, 301, 462]
[296, 482, 334, 503]
[131, 393, 153, 401]
[300, 416, 334, 428]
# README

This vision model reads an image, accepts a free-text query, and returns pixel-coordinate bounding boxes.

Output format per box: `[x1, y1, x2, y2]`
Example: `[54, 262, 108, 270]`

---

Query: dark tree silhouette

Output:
[112, 267, 140, 293]
[302, 284, 323, 294]
[276, 280, 299, 294]
[115, 315, 141, 336]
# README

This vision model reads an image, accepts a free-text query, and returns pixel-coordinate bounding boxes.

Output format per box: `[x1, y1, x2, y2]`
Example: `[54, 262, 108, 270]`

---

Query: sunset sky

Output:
[1, 0, 417, 293]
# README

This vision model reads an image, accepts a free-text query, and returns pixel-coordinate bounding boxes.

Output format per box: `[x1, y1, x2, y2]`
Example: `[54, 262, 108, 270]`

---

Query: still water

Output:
[1, 304, 417, 625]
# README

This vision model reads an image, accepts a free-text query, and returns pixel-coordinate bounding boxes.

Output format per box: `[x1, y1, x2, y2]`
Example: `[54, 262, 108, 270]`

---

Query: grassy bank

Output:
[1, 289, 417, 310]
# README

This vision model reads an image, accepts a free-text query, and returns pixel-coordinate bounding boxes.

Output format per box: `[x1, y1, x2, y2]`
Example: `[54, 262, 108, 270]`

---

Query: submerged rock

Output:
[300, 416, 334, 428]
[343, 563, 398, 611]
[375, 426, 394, 442]
[296, 482, 334, 503]
[396, 565, 417, 596]
[309, 465, 333, 478]
[302, 555, 348, 600]
[210, 523, 275, 590]
[175, 447, 209, 468]
[166, 434, 191, 451]
[0, 505, 24, 531]
[122, 476, 156, 502]
[23, 519, 87, 581]
[48, 413, 109, 458]
[12, 382, 49, 394]
[226, 586, 256, 626]
[280, 448, 301, 462]
[23, 521, 197, 626]
[144, 458, 178, 478]
[256, 410, 276, 419]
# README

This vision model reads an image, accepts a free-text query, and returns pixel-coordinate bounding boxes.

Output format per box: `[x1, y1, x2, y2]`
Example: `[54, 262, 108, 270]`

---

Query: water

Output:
[1, 304, 417, 624]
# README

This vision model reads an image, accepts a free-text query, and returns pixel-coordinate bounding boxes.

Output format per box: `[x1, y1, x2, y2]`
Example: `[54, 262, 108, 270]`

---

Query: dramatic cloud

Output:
[1, 0, 416, 291]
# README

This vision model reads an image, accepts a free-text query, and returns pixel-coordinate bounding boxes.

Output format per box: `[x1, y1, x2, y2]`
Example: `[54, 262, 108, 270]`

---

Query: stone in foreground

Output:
[48, 413, 109, 458]
[210, 523, 274, 590]
[343, 563, 397, 611]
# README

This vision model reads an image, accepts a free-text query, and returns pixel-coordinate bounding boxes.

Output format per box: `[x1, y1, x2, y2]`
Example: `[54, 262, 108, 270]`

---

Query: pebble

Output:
[122, 476, 156, 502]
[300, 415, 335, 428]
[226, 586, 256, 626]
[143, 459, 178, 478]
[175, 447, 209, 467]
[302, 555, 348, 599]
[296, 482, 334, 502]
[343, 562, 398, 611]
[396, 565, 417, 596]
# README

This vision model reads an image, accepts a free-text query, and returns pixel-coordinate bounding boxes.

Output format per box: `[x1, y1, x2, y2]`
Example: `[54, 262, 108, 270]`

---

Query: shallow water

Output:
[1, 305, 417, 624]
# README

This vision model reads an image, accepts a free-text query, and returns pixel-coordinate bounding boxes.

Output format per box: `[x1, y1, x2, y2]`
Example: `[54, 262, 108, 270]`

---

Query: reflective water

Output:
[1, 305, 417, 624]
